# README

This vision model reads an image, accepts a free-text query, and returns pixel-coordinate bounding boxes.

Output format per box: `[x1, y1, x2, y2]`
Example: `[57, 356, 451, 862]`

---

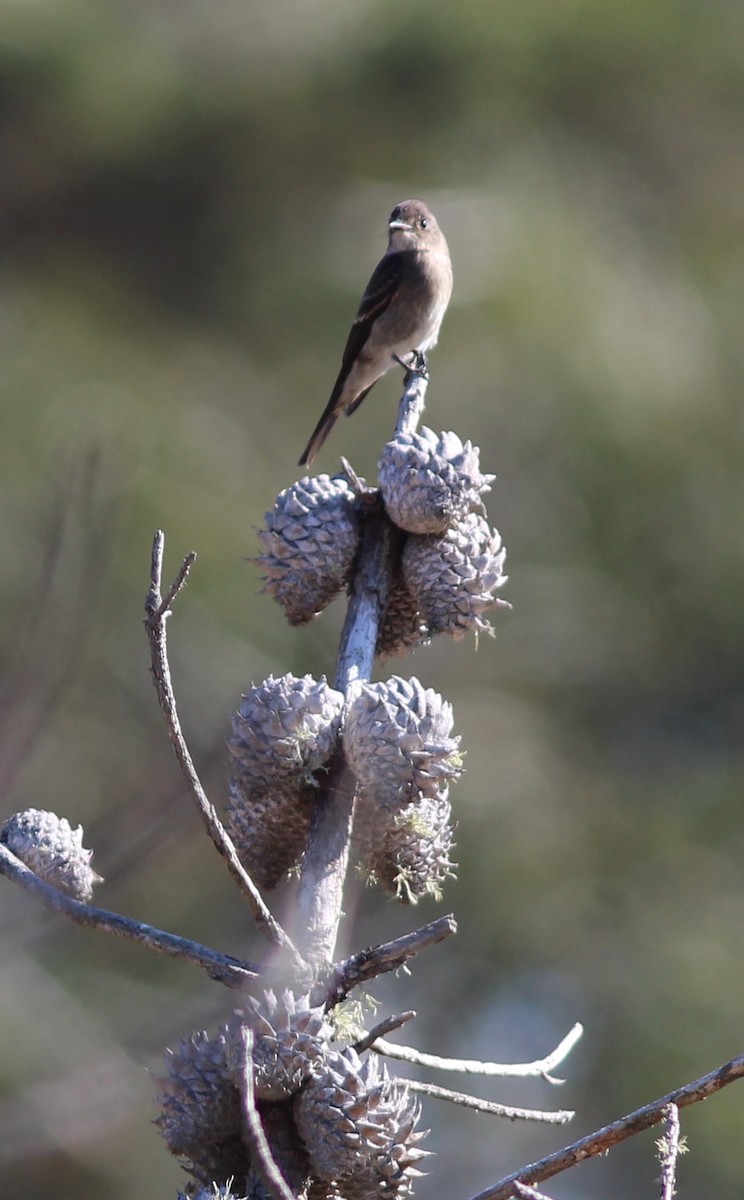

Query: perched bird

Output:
[298, 198, 453, 467]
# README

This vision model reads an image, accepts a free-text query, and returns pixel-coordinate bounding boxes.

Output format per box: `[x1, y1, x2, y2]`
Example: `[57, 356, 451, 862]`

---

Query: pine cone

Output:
[376, 569, 426, 660]
[225, 777, 315, 890]
[294, 1047, 429, 1198]
[256, 475, 361, 625]
[379, 427, 493, 535]
[354, 792, 456, 904]
[229, 674, 344, 789]
[0, 808, 102, 901]
[343, 677, 463, 808]
[227, 989, 333, 1102]
[403, 513, 508, 640]
[156, 1027, 249, 1186]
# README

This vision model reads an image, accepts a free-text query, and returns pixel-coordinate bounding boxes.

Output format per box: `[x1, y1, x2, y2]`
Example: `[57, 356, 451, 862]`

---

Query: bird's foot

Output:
[393, 350, 429, 380]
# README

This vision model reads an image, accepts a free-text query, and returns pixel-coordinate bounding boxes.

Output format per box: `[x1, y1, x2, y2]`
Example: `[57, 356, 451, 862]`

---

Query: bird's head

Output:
[387, 199, 441, 252]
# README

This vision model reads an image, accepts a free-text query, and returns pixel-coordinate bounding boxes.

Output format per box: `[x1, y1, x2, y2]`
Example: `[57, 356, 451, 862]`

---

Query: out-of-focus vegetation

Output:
[1, 2, 743, 1197]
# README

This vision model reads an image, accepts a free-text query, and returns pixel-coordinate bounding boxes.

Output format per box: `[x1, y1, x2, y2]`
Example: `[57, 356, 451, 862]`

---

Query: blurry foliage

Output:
[1, 1, 743, 1198]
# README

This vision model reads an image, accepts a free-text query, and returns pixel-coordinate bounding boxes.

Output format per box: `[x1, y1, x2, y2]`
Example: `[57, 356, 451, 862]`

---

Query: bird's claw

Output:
[394, 350, 429, 380]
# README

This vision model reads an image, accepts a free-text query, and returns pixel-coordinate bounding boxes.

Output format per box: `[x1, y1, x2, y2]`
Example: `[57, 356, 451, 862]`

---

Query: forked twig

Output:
[469, 1052, 744, 1200]
[144, 530, 304, 969]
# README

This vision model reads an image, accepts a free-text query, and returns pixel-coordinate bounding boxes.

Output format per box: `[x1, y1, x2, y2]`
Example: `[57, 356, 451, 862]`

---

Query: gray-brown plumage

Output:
[299, 199, 453, 468]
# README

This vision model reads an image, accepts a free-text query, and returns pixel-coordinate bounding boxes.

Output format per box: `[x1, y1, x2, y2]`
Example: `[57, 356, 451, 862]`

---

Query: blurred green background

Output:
[1, 1, 743, 1197]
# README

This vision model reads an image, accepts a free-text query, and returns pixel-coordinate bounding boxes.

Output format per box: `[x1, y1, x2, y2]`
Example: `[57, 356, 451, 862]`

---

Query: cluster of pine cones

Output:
[1, 427, 508, 1199]
[229, 427, 506, 903]
[158, 989, 428, 1200]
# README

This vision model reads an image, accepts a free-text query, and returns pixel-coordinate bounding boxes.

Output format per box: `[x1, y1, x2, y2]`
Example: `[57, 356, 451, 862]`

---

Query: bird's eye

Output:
[420, 218, 428, 228]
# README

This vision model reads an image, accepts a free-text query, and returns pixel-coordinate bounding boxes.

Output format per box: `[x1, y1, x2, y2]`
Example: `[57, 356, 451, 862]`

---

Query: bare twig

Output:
[658, 1103, 684, 1200]
[353, 1011, 416, 1054]
[406, 1080, 574, 1125]
[373, 1022, 582, 1084]
[0, 843, 258, 987]
[321, 912, 457, 1007]
[239, 1027, 295, 1200]
[469, 1052, 744, 1200]
[144, 530, 304, 969]
[339, 456, 370, 495]
[159, 548, 196, 613]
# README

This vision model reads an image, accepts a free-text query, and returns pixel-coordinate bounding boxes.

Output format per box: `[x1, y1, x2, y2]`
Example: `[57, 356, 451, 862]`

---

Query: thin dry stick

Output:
[0, 843, 258, 987]
[240, 1027, 295, 1200]
[374, 1022, 582, 1084]
[407, 1080, 574, 1126]
[322, 912, 457, 1006]
[658, 1103, 683, 1200]
[144, 530, 303, 968]
[353, 1010, 417, 1055]
[469, 1052, 744, 1200]
[295, 372, 429, 968]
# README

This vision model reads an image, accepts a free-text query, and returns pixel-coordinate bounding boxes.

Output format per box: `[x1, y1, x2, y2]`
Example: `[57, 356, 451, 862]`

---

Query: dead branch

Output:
[321, 913, 457, 1007]
[0, 842, 258, 987]
[469, 1052, 744, 1200]
[144, 530, 303, 969]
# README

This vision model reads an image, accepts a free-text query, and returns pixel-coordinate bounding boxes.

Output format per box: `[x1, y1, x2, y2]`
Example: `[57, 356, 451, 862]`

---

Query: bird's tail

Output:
[299, 383, 376, 468]
[298, 399, 343, 468]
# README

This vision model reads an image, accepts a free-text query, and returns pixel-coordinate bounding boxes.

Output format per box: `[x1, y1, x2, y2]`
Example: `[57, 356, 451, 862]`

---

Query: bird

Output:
[298, 198, 452, 468]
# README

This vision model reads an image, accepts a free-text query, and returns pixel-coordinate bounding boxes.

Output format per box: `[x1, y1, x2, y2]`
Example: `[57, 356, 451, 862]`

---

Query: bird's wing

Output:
[338, 251, 405, 374]
[297, 252, 405, 467]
